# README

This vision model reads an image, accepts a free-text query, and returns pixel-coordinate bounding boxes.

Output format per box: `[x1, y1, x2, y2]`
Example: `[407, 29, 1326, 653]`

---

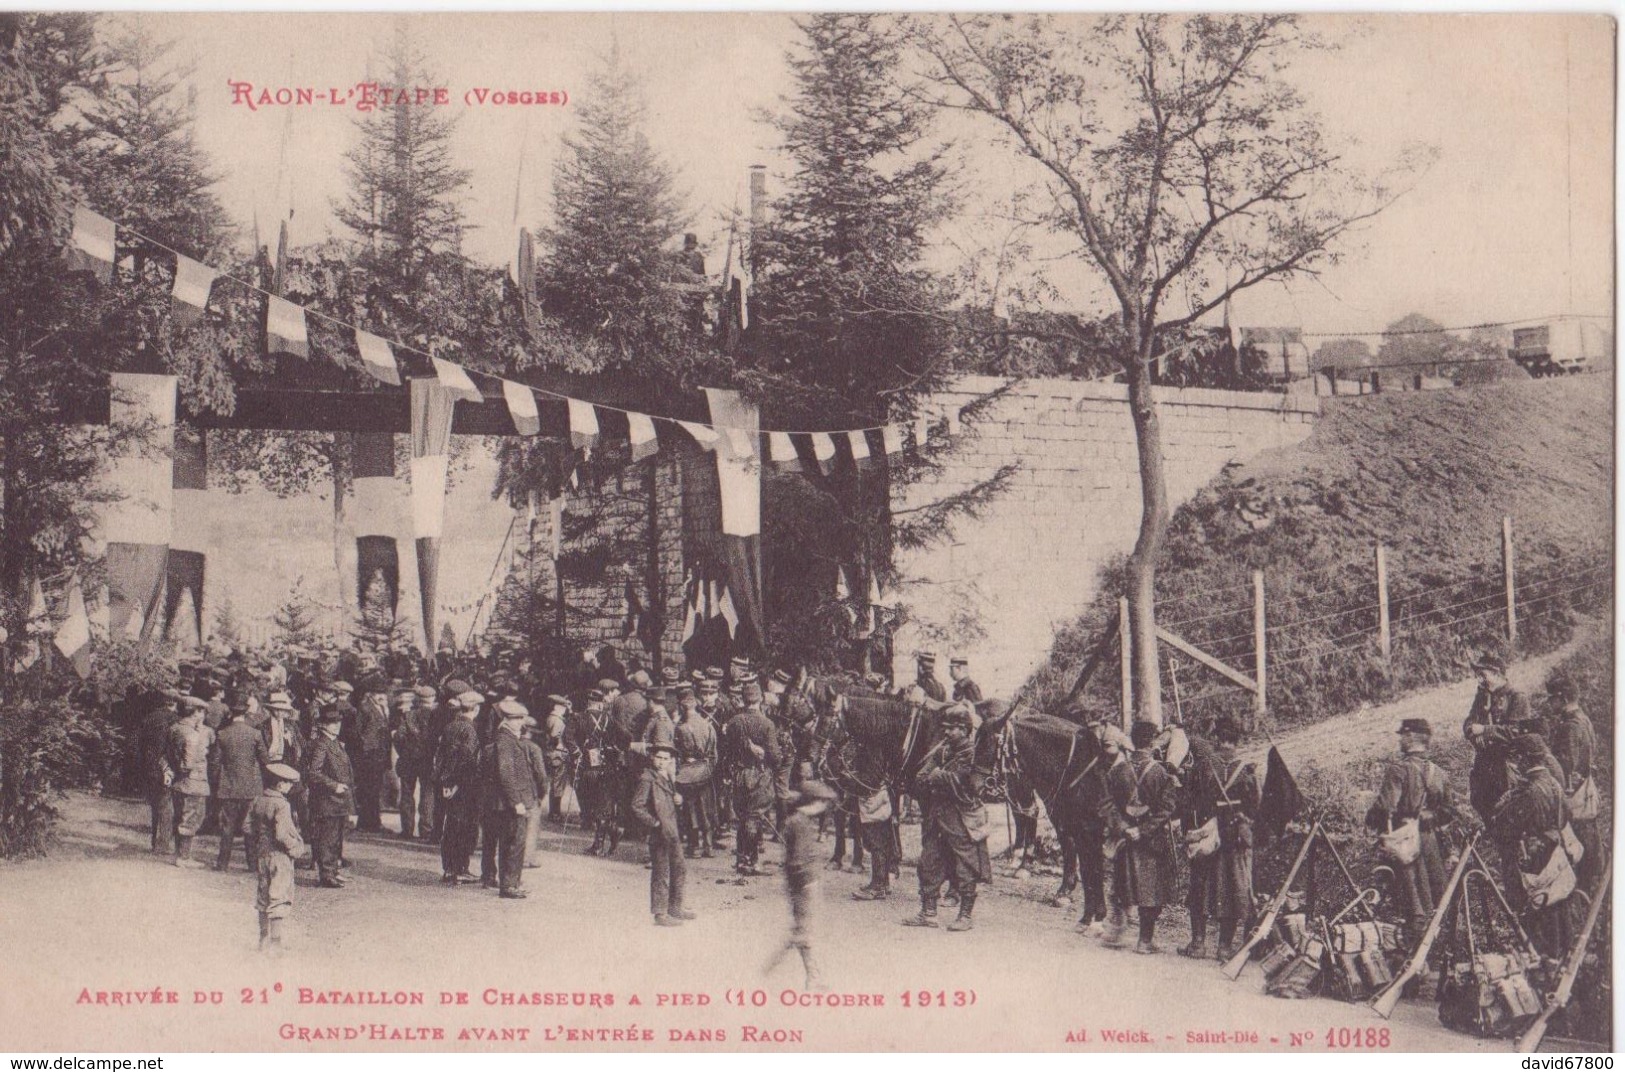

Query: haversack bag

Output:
[1378, 818, 1421, 865]
[1185, 817, 1220, 859]
[1569, 776, 1601, 821]
[1521, 840, 1577, 908]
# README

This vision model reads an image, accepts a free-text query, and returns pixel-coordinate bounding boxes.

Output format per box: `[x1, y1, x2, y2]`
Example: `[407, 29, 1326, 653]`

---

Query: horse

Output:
[981, 706, 1113, 925]
[806, 673, 894, 871]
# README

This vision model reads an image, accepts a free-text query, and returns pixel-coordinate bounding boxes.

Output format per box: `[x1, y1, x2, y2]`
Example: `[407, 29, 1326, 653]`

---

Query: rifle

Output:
[1371, 830, 1480, 1019]
[1222, 817, 1322, 980]
[1518, 859, 1612, 1053]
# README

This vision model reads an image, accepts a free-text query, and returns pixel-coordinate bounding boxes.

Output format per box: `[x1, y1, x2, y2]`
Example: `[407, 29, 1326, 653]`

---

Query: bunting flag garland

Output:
[355, 330, 402, 386]
[767, 431, 801, 473]
[882, 424, 904, 455]
[567, 398, 600, 451]
[678, 420, 719, 451]
[502, 379, 541, 436]
[65, 206, 116, 281]
[848, 429, 873, 470]
[432, 356, 483, 403]
[165, 427, 208, 649]
[809, 432, 837, 475]
[54, 578, 92, 677]
[410, 380, 457, 650]
[717, 585, 740, 638]
[628, 411, 658, 462]
[105, 373, 176, 644]
[170, 255, 217, 326]
[353, 431, 401, 620]
[266, 295, 309, 358]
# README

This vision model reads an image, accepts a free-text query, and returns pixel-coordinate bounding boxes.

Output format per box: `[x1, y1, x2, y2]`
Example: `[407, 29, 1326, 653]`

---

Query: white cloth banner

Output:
[171, 255, 216, 316]
[502, 379, 540, 436]
[703, 388, 761, 537]
[847, 430, 871, 467]
[353, 476, 400, 538]
[266, 295, 309, 358]
[882, 424, 904, 455]
[810, 432, 836, 473]
[628, 411, 658, 461]
[410, 454, 450, 539]
[104, 373, 177, 545]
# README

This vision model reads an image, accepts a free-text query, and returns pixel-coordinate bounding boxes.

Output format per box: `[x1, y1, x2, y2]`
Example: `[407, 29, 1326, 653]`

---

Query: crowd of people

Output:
[113, 635, 1603, 1017]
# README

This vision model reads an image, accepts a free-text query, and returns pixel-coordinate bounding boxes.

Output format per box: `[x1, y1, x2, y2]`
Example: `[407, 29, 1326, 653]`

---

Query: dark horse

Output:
[806, 674, 894, 872]
[980, 706, 1113, 925]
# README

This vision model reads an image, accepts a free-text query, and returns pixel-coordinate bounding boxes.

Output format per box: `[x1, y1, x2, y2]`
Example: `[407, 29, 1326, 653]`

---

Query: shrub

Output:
[0, 696, 117, 858]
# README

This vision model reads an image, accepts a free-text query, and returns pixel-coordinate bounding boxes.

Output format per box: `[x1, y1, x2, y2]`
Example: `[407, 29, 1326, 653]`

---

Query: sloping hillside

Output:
[1026, 375, 1614, 727]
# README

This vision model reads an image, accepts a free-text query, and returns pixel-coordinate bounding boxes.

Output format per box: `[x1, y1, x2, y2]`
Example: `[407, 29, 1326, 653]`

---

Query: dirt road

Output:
[0, 792, 1493, 1053]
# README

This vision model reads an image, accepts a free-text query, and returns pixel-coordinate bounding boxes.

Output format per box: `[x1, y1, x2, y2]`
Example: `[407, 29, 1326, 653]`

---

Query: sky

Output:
[150, 11, 1614, 341]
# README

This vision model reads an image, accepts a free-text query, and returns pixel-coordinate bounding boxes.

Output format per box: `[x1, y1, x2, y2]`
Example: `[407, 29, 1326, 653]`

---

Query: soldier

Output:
[521, 716, 549, 866]
[1366, 718, 1459, 946]
[140, 692, 182, 856]
[541, 695, 573, 823]
[674, 684, 717, 858]
[899, 707, 990, 932]
[1545, 670, 1602, 890]
[1463, 652, 1537, 824]
[913, 653, 947, 703]
[697, 677, 734, 838]
[1100, 720, 1179, 954]
[1492, 735, 1582, 958]
[765, 671, 798, 834]
[629, 741, 692, 927]
[948, 657, 983, 704]
[249, 763, 306, 954]
[722, 682, 778, 875]
[1181, 718, 1260, 961]
[612, 670, 653, 743]
[435, 691, 483, 884]
[486, 700, 536, 899]
[348, 673, 393, 833]
[303, 710, 355, 889]
[261, 692, 306, 830]
[213, 701, 269, 872]
[767, 781, 838, 990]
[167, 696, 215, 869]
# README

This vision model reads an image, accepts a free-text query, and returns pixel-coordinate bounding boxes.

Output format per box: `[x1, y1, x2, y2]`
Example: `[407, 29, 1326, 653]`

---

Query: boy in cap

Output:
[766, 781, 838, 990]
[629, 741, 693, 926]
[249, 763, 306, 953]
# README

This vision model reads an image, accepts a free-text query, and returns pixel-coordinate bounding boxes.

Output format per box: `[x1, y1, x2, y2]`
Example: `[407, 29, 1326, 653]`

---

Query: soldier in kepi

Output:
[166, 695, 214, 869]
[1492, 735, 1583, 959]
[1366, 718, 1459, 948]
[248, 763, 306, 954]
[901, 706, 991, 932]
[722, 681, 778, 876]
[948, 656, 982, 704]
[913, 652, 947, 703]
[1181, 716, 1259, 962]
[1544, 670, 1602, 890]
[1101, 720, 1179, 954]
[1463, 651, 1563, 877]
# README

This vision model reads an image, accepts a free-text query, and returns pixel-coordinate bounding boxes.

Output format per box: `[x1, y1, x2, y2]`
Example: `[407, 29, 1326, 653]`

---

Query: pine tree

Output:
[357, 569, 412, 654]
[747, 15, 1014, 666]
[539, 45, 692, 362]
[335, 21, 470, 293]
[211, 592, 242, 647]
[272, 579, 322, 650]
[747, 14, 957, 414]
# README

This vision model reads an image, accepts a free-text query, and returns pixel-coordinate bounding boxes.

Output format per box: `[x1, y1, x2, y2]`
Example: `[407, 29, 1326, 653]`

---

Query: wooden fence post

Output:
[1502, 515, 1517, 653]
[1375, 542, 1391, 670]
[1252, 570, 1267, 724]
[1119, 596, 1133, 729]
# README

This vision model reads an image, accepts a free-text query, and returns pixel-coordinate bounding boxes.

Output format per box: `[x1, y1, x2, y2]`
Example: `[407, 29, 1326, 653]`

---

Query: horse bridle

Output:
[994, 714, 1101, 807]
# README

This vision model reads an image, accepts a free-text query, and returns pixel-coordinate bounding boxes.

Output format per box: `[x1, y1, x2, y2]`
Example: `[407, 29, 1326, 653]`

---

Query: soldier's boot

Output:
[946, 891, 976, 932]
[853, 854, 891, 900]
[399, 811, 415, 840]
[1134, 908, 1160, 955]
[1101, 904, 1128, 948]
[1180, 915, 1211, 959]
[174, 835, 204, 869]
[1215, 921, 1238, 962]
[266, 919, 285, 954]
[901, 896, 939, 928]
[257, 914, 270, 953]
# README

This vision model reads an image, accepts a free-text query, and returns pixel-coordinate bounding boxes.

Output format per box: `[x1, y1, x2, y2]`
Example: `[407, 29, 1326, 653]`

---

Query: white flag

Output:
[355, 330, 401, 386]
[431, 357, 483, 403]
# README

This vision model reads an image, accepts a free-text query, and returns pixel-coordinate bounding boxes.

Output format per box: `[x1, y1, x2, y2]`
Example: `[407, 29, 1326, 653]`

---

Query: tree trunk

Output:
[1124, 352, 1167, 726]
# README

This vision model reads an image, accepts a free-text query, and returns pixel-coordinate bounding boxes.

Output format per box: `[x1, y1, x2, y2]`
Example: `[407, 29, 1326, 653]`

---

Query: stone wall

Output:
[890, 375, 1319, 694]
